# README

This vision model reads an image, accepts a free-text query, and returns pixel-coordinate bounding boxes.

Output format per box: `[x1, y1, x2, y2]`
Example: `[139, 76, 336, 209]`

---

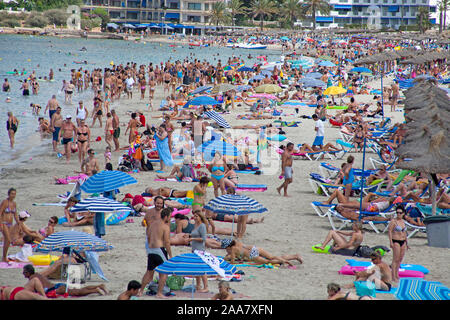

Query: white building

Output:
[298, 0, 440, 30]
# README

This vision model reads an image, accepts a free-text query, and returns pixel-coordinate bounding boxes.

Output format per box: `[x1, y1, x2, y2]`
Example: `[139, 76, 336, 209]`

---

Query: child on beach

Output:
[212, 281, 233, 300]
[117, 280, 141, 300]
[104, 146, 112, 164]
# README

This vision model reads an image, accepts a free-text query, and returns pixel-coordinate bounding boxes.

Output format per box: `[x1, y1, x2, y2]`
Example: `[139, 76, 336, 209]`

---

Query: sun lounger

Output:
[235, 184, 267, 192]
[325, 205, 392, 234]
[311, 201, 334, 217]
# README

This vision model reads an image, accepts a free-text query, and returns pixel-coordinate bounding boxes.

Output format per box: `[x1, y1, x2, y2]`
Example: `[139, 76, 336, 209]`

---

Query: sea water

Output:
[0, 34, 281, 167]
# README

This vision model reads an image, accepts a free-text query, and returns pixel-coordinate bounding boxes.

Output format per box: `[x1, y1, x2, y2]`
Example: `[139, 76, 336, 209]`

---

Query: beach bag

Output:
[354, 245, 375, 258]
[354, 281, 376, 298]
[147, 281, 170, 296]
[166, 275, 185, 291]
[145, 160, 154, 171]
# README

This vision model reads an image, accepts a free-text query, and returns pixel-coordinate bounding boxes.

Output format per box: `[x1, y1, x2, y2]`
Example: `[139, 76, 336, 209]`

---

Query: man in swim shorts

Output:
[140, 207, 172, 299]
[111, 109, 120, 151]
[312, 114, 325, 151]
[44, 95, 60, 121]
[50, 107, 63, 154]
[277, 142, 294, 197]
[61, 115, 77, 163]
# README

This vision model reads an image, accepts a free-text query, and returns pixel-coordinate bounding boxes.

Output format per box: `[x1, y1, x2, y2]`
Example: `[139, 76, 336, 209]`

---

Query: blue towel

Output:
[85, 251, 108, 282]
[154, 134, 174, 167]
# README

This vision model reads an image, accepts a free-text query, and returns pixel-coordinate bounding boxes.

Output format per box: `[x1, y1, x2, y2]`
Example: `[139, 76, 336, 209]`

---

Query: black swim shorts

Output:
[113, 127, 120, 138]
[147, 247, 168, 271]
[62, 137, 72, 145]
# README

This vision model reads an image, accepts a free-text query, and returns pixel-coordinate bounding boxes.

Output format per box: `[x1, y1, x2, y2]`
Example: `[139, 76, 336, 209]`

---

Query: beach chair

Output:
[309, 173, 382, 197]
[61, 249, 91, 285]
[336, 139, 357, 153]
[325, 206, 392, 234]
[33, 180, 83, 207]
[311, 201, 334, 217]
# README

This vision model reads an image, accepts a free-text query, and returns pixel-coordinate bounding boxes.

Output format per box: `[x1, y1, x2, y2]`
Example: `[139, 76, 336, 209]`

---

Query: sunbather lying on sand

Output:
[323, 191, 398, 213]
[224, 240, 303, 266]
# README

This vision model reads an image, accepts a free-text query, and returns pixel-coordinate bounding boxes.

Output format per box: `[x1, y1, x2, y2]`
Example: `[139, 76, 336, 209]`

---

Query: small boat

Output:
[226, 43, 267, 50]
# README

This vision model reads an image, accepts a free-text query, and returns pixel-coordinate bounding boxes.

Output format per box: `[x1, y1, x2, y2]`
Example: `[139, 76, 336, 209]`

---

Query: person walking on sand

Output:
[60, 115, 77, 163]
[0, 188, 19, 262]
[50, 106, 63, 154]
[388, 205, 409, 284]
[312, 114, 325, 151]
[104, 112, 114, 150]
[139, 207, 172, 299]
[76, 119, 90, 163]
[111, 109, 120, 151]
[277, 142, 294, 197]
[44, 95, 60, 121]
[125, 112, 139, 145]
[6, 112, 19, 149]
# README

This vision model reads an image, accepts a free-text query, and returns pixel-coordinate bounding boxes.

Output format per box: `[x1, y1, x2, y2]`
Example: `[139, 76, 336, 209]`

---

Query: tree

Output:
[248, 0, 278, 31]
[416, 6, 432, 34]
[280, 0, 303, 29]
[44, 8, 69, 26]
[228, 0, 245, 27]
[300, 0, 331, 30]
[438, 0, 449, 30]
[92, 7, 110, 28]
[209, 1, 229, 27]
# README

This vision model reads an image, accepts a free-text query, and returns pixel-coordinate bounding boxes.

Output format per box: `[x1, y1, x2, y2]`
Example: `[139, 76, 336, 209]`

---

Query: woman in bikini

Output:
[139, 74, 146, 100]
[0, 188, 19, 262]
[209, 152, 227, 197]
[0, 284, 47, 300]
[192, 176, 209, 212]
[6, 112, 19, 149]
[76, 120, 90, 163]
[225, 240, 303, 266]
[224, 164, 239, 188]
[388, 205, 409, 283]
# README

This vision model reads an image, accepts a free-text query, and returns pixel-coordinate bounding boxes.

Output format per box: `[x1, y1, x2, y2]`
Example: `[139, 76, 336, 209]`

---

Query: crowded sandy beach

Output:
[0, 30, 449, 303]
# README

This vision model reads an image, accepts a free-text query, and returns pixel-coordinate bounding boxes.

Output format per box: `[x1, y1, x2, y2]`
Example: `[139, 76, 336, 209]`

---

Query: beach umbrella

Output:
[204, 194, 267, 237]
[395, 80, 450, 215]
[304, 72, 323, 79]
[123, 24, 136, 29]
[70, 196, 131, 214]
[255, 84, 282, 93]
[249, 75, 265, 82]
[191, 85, 212, 95]
[318, 60, 336, 67]
[298, 78, 326, 88]
[198, 138, 241, 159]
[106, 23, 119, 29]
[203, 110, 231, 129]
[35, 231, 114, 253]
[155, 251, 237, 299]
[323, 86, 347, 96]
[280, 36, 290, 41]
[237, 66, 254, 72]
[235, 85, 252, 92]
[183, 96, 221, 108]
[350, 67, 372, 74]
[249, 93, 279, 100]
[80, 170, 137, 193]
[211, 84, 235, 94]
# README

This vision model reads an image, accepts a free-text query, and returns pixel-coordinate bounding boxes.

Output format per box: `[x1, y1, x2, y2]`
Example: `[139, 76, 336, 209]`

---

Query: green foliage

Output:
[81, 16, 101, 30]
[0, 18, 21, 28]
[25, 11, 50, 27]
[209, 1, 230, 26]
[31, 0, 83, 11]
[91, 7, 110, 26]
[43, 8, 69, 26]
[249, 0, 278, 30]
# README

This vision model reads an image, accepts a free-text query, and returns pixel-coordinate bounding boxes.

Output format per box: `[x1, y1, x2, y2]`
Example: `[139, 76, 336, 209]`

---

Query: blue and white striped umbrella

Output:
[35, 231, 114, 253]
[204, 110, 231, 129]
[191, 85, 212, 95]
[155, 252, 236, 277]
[183, 96, 221, 108]
[70, 196, 131, 213]
[198, 138, 241, 159]
[204, 194, 267, 216]
[80, 170, 137, 193]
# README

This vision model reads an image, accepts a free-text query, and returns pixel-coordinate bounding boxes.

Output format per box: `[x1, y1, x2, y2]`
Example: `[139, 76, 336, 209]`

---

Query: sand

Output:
[1, 68, 449, 301]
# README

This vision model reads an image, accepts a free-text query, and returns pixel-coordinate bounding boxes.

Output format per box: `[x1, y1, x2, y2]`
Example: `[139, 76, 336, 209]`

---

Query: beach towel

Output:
[154, 133, 174, 167]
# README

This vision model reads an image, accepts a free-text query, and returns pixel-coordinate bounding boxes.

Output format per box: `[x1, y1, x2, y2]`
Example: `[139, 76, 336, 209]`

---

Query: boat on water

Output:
[226, 43, 267, 50]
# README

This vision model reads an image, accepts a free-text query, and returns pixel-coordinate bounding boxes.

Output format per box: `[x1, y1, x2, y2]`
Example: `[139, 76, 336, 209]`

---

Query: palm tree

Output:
[280, 0, 303, 29]
[300, 0, 331, 30]
[248, 0, 278, 31]
[209, 1, 229, 27]
[416, 6, 431, 34]
[438, 0, 445, 33]
[228, 0, 245, 27]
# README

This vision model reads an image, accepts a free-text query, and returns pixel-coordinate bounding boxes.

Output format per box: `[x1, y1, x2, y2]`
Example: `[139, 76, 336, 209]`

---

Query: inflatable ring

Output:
[312, 244, 331, 254]
[28, 254, 60, 266]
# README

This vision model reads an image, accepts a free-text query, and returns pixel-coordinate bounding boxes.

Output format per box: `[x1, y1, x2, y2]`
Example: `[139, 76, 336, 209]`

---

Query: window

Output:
[187, 15, 201, 22]
[204, 3, 209, 10]
[187, 2, 201, 10]
[109, 11, 121, 18]
[127, 11, 139, 19]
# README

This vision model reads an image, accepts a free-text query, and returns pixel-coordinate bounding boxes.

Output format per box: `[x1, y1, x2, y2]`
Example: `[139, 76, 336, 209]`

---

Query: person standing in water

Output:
[6, 112, 19, 149]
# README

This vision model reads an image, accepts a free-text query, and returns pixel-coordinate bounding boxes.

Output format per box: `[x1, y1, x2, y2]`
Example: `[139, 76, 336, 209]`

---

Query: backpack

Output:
[146, 281, 170, 296]
[166, 275, 185, 291]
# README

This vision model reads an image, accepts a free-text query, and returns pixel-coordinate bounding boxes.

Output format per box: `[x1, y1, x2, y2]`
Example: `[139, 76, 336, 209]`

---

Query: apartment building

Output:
[82, 0, 219, 25]
[298, 0, 439, 30]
